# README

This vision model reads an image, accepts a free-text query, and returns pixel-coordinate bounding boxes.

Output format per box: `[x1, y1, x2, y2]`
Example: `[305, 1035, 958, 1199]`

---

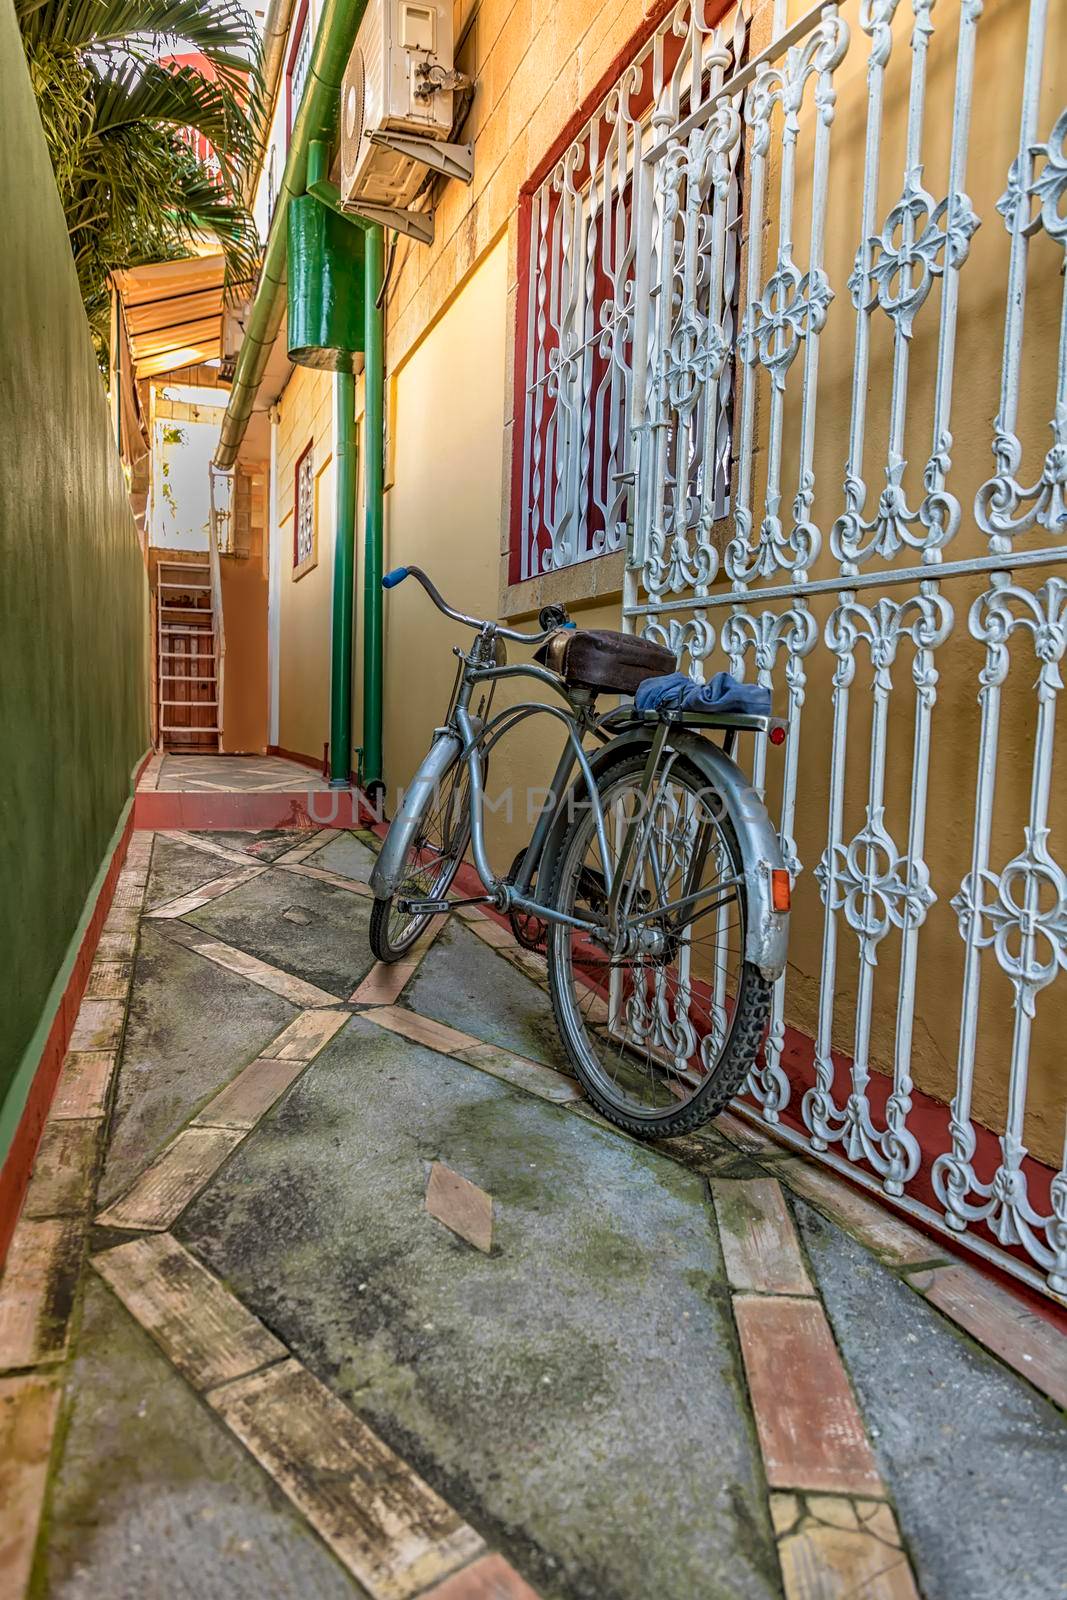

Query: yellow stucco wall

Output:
[275, 365, 336, 763]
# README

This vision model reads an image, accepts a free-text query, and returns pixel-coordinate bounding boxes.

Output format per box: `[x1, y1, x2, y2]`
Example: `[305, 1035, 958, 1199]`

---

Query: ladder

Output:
[155, 558, 220, 751]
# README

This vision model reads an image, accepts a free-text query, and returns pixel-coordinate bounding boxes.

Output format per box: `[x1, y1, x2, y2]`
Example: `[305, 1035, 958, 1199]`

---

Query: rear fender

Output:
[540, 728, 788, 981]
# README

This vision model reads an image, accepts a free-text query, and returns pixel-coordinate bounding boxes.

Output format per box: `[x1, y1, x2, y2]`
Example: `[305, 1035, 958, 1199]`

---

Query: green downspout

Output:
[303, 136, 359, 792]
[301, 175, 386, 794]
[361, 225, 385, 795]
[331, 368, 357, 786]
[213, 0, 370, 470]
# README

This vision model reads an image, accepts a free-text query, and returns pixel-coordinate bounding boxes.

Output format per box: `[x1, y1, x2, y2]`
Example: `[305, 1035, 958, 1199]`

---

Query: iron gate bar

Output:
[617, 0, 1067, 1299]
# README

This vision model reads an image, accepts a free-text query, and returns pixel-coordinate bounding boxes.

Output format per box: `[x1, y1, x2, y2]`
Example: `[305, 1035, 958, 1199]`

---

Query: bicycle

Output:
[369, 566, 791, 1139]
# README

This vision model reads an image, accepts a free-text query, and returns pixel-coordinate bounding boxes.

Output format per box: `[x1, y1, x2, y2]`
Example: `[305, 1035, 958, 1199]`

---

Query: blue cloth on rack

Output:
[634, 670, 771, 716]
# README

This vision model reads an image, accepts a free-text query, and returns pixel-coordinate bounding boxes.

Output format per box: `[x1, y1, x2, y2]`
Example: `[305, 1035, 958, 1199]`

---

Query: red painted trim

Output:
[285, 0, 311, 143]
[0, 773, 146, 1263]
[508, 193, 534, 586]
[268, 743, 324, 771]
[133, 788, 375, 831]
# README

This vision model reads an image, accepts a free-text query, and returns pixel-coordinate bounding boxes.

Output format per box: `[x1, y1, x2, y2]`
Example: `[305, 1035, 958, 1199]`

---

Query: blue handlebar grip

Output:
[382, 567, 410, 589]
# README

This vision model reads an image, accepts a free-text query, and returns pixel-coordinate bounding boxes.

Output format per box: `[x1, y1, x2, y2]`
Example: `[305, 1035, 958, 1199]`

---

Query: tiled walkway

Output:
[2, 824, 1064, 1599]
[142, 752, 331, 792]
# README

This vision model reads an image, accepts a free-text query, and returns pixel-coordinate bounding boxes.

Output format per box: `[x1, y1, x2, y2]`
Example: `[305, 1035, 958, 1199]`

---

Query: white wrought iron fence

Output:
[619, 0, 1067, 1297]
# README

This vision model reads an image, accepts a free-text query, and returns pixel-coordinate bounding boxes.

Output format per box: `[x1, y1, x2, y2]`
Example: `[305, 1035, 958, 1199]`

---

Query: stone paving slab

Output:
[94, 1235, 286, 1390]
[306, 832, 381, 880]
[178, 1016, 780, 1600]
[38, 1277, 361, 1600]
[405, 921, 571, 1074]
[8, 820, 1063, 1600]
[146, 834, 243, 908]
[211, 1359, 487, 1600]
[99, 922, 297, 1206]
[794, 1200, 1067, 1600]
[183, 868, 377, 998]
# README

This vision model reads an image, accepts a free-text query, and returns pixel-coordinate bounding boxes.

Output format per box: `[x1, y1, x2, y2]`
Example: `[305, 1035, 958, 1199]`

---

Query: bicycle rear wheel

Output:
[369, 756, 471, 962]
[546, 748, 770, 1138]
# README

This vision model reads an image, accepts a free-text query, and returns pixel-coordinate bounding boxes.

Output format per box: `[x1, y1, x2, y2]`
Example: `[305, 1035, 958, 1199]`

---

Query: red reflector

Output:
[771, 869, 791, 912]
[769, 724, 786, 746]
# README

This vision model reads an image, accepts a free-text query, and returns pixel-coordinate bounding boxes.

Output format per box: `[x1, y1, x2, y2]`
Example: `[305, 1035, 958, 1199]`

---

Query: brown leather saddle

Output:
[534, 627, 675, 696]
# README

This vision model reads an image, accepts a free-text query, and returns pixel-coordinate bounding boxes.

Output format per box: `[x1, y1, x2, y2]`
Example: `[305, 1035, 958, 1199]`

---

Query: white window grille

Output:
[294, 444, 314, 569]
[513, 2, 748, 585]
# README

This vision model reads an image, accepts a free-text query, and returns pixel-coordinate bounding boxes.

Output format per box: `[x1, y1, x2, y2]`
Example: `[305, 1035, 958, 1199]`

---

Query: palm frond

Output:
[16, 0, 256, 64]
[90, 59, 254, 179]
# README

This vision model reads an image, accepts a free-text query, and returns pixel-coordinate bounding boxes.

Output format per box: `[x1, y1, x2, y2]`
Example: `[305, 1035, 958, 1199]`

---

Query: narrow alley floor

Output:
[2, 809, 1065, 1600]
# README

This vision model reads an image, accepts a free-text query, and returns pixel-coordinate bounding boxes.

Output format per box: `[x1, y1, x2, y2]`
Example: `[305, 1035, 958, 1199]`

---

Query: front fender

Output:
[540, 727, 788, 981]
[370, 723, 480, 898]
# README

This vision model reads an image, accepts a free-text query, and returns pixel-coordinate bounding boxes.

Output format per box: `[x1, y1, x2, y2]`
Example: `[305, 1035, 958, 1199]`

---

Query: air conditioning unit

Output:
[339, 0, 471, 241]
[221, 302, 251, 360]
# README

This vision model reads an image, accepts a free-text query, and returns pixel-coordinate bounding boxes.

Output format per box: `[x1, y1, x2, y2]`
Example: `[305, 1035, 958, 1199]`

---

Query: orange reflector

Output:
[771, 869, 791, 912]
[769, 724, 786, 746]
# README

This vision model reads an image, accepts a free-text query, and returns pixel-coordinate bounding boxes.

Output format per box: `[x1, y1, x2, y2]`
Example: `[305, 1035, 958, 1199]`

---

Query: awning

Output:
[111, 255, 238, 379]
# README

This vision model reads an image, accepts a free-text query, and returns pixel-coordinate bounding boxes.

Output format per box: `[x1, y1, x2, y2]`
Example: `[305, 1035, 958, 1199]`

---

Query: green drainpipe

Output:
[361, 224, 385, 797]
[214, 0, 387, 797]
[331, 367, 357, 786]
[304, 138, 360, 792]
[213, 0, 370, 471]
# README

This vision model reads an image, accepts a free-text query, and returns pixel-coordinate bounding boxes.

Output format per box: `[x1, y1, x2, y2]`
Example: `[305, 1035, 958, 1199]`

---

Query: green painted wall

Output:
[0, 0, 149, 1156]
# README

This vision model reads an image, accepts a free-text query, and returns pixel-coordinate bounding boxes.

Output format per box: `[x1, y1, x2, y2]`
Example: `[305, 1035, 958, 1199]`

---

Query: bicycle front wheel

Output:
[546, 748, 770, 1138]
[369, 755, 471, 962]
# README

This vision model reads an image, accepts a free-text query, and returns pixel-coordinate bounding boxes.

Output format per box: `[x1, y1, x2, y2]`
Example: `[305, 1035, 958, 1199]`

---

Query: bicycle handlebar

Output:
[381, 565, 570, 645]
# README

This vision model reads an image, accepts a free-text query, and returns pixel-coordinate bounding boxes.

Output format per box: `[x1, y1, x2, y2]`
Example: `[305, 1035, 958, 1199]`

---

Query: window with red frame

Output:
[510, 1, 746, 586]
[287, 0, 312, 138]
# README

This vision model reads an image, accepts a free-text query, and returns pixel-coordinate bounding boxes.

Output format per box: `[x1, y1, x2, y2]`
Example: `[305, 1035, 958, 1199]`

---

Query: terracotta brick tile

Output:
[910, 1263, 1067, 1410]
[192, 1057, 308, 1130]
[464, 916, 516, 949]
[0, 1376, 61, 1598]
[455, 1043, 580, 1105]
[95, 929, 137, 961]
[712, 1179, 814, 1296]
[69, 998, 125, 1052]
[425, 1163, 493, 1253]
[21, 1122, 98, 1220]
[50, 1051, 115, 1119]
[779, 1162, 945, 1267]
[366, 1006, 476, 1056]
[96, 1127, 244, 1230]
[93, 1234, 285, 1391]
[772, 1493, 919, 1600]
[422, 1552, 542, 1599]
[102, 905, 140, 935]
[714, 1109, 791, 1157]
[279, 861, 374, 896]
[160, 925, 342, 1007]
[85, 960, 133, 1000]
[0, 1217, 82, 1367]
[163, 829, 260, 867]
[351, 961, 418, 1005]
[209, 1359, 485, 1597]
[266, 1008, 350, 1060]
[146, 866, 265, 918]
[734, 1295, 883, 1495]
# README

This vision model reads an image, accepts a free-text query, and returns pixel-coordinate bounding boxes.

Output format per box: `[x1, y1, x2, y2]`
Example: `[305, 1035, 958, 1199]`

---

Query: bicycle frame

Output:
[369, 566, 790, 979]
[373, 643, 615, 934]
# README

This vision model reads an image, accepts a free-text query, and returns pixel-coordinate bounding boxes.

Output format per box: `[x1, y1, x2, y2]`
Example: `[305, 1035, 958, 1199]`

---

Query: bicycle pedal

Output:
[397, 896, 453, 915]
